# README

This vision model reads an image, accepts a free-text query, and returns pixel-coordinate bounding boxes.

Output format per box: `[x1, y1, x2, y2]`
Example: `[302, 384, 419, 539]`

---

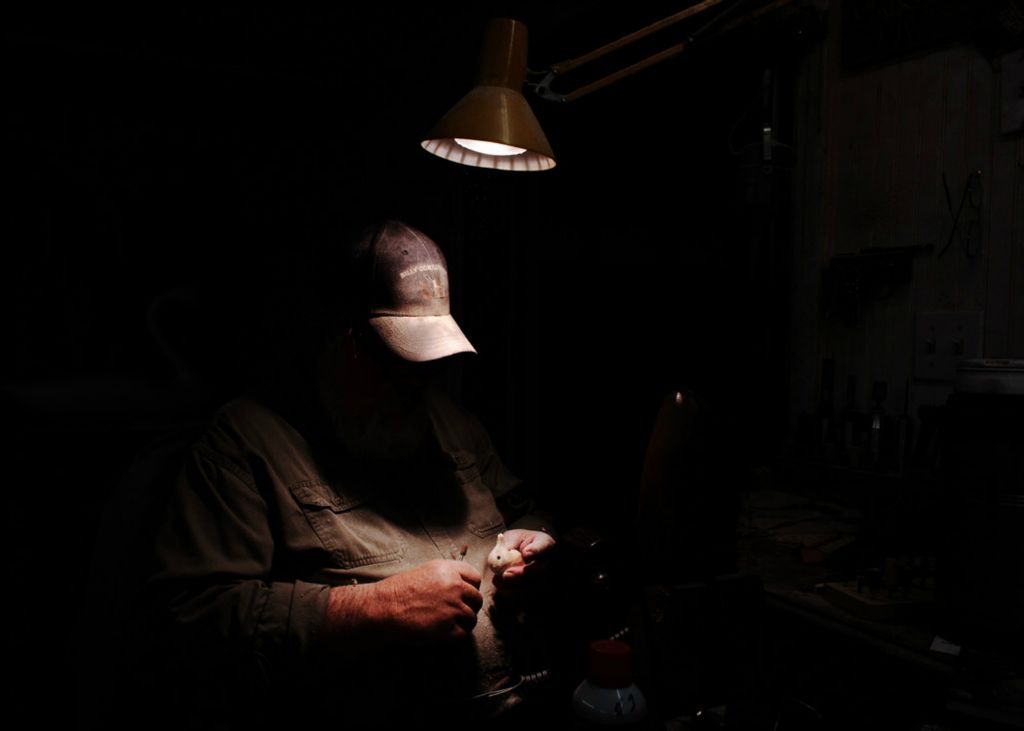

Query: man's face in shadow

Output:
[317, 324, 449, 462]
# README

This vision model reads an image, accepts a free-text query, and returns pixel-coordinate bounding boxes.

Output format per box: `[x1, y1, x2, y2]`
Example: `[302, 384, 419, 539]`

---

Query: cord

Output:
[472, 669, 551, 700]
[471, 629, 632, 699]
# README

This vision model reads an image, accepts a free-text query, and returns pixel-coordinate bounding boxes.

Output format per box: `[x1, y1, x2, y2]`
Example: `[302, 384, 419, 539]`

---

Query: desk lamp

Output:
[421, 0, 794, 171]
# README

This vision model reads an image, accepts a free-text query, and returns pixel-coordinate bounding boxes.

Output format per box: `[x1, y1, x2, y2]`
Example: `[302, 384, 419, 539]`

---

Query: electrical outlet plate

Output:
[913, 311, 984, 381]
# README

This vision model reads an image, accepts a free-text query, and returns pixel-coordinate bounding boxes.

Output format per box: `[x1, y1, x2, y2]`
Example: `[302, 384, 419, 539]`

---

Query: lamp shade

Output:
[421, 19, 555, 172]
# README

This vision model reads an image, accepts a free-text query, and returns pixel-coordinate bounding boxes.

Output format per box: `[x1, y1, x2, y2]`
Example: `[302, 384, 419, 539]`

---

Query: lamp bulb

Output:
[454, 138, 526, 156]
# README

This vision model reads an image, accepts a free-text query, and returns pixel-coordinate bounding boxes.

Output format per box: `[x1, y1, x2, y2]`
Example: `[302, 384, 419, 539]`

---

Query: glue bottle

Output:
[572, 639, 648, 727]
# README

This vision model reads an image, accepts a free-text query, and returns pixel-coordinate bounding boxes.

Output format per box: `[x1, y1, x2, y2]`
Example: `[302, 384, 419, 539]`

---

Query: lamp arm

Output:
[534, 40, 693, 103]
[554, 0, 726, 76]
[531, 0, 795, 103]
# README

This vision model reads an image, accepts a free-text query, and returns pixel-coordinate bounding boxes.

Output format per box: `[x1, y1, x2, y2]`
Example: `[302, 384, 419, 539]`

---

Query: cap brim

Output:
[368, 315, 477, 362]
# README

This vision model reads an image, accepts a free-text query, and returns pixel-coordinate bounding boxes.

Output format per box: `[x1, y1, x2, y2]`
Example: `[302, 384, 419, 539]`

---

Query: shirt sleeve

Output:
[141, 437, 331, 693]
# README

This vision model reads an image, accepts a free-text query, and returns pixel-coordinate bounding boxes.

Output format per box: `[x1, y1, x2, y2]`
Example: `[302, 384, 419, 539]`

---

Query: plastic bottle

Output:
[572, 639, 648, 727]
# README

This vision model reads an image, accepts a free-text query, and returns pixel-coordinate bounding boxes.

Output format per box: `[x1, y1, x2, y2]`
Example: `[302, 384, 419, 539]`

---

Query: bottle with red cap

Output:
[572, 639, 648, 727]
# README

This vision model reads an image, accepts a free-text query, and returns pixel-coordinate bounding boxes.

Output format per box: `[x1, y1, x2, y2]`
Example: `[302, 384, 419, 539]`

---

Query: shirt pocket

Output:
[288, 479, 405, 568]
[450, 451, 506, 538]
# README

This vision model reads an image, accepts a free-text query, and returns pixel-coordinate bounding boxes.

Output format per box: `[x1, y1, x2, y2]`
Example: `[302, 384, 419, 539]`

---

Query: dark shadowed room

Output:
[4, 2, 1024, 729]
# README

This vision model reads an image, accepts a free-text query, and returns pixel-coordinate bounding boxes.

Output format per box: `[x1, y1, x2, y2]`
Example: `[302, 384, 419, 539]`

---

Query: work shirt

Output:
[140, 391, 524, 727]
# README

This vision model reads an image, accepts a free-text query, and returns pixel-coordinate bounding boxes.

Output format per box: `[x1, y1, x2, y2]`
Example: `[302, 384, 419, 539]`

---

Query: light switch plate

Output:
[913, 311, 984, 381]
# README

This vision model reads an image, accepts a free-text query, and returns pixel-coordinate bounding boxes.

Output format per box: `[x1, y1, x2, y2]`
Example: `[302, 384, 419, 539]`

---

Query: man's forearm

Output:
[319, 582, 385, 656]
[319, 560, 485, 650]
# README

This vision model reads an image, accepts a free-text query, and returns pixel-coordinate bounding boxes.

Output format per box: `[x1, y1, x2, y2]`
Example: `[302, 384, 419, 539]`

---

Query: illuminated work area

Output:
[5, 2, 1023, 729]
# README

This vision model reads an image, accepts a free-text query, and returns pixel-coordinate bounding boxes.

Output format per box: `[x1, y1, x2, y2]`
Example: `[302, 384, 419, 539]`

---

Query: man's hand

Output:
[491, 529, 555, 592]
[373, 559, 483, 640]
[324, 559, 483, 648]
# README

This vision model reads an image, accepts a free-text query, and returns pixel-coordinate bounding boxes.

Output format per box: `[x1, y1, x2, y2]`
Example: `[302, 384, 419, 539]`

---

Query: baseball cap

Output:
[355, 220, 476, 362]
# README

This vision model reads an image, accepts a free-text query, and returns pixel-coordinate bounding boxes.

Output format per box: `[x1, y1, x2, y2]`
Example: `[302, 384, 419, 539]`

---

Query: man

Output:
[136, 220, 555, 728]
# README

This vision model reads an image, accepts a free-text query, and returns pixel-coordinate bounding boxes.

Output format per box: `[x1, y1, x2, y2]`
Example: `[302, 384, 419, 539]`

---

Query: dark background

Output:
[4, 0, 808, 717]
[4, 1, 812, 524]
[5, 1, 1022, 727]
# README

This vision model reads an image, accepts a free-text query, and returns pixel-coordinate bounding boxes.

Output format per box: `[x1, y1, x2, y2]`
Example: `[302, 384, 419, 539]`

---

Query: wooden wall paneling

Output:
[869, 54, 903, 394]
[909, 51, 953, 338]
[900, 57, 930, 394]
[834, 68, 877, 255]
[906, 52, 953, 414]
[817, 1, 843, 401]
[875, 62, 902, 252]
[912, 47, 958, 315]
[909, 47, 979, 415]
[1010, 137, 1024, 357]
[786, 0, 1020, 452]
[857, 59, 916, 411]
[938, 47, 970, 310]
[818, 1, 843, 267]
[894, 56, 926, 253]
[881, 59, 926, 398]
[985, 62, 1014, 357]
[916, 52, 953, 253]
[866, 68, 887, 252]
[789, 39, 827, 424]
[957, 48, 993, 317]
[830, 64, 877, 408]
